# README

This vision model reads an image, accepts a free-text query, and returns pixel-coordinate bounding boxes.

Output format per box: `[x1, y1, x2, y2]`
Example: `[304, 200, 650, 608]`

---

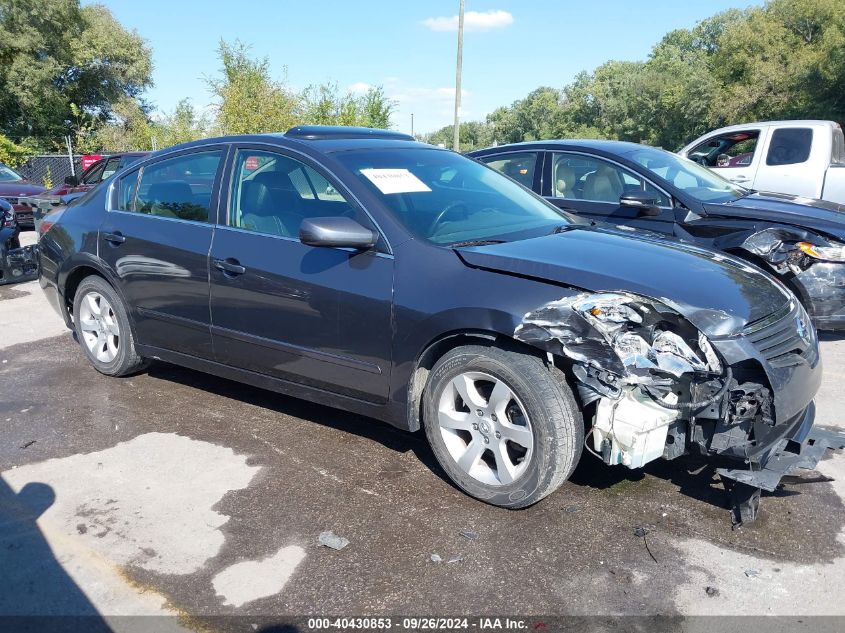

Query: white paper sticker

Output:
[361, 168, 432, 194]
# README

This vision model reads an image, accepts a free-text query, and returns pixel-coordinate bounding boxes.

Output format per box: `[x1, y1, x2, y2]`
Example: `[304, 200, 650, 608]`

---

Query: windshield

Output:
[624, 146, 748, 203]
[335, 148, 569, 245]
[0, 163, 22, 182]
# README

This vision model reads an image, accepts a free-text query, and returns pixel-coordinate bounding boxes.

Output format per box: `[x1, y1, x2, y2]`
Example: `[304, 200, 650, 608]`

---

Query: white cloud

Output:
[347, 81, 372, 95]
[422, 9, 514, 33]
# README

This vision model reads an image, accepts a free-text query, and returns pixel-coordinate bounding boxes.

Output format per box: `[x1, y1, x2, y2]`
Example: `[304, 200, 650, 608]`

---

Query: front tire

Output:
[423, 345, 583, 508]
[73, 276, 147, 377]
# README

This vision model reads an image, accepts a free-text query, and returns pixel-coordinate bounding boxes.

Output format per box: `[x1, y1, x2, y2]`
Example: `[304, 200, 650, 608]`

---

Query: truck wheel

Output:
[423, 345, 583, 508]
[73, 276, 147, 377]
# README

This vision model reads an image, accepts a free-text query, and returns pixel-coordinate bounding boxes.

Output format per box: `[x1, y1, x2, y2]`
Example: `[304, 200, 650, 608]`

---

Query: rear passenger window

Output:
[481, 153, 538, 189]
[766, 128, 813, 166]
[133, 151, 222, 222]
[229, 150, 369, 238]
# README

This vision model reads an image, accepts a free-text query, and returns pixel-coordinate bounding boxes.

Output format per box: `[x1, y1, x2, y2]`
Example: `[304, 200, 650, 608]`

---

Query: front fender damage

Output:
[515, 291, 843, 526]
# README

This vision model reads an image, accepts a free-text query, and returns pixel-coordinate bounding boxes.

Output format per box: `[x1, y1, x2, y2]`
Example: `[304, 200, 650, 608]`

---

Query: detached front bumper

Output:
[717, 403, 845, 491]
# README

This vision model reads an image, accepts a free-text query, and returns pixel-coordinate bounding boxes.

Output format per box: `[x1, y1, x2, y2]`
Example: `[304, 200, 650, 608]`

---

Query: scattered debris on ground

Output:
[459, 530, 477, 541]
[318, 531, 349, 551]
[633, 526, 658, 563]
[705, 586, 720, 597]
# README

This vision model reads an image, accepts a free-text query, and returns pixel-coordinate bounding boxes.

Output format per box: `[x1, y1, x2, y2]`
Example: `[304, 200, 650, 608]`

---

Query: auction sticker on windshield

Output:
[361, 168, 432, 194]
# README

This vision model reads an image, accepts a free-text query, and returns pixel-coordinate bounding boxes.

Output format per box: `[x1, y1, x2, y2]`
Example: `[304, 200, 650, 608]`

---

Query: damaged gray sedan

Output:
[39, 129, 843, 526]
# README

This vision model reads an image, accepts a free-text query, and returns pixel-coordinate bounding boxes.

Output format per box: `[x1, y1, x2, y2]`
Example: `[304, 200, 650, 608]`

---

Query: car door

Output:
[754, 126, 819, 198]
[542, 151, 675, 233]
[685, 127, 766, 188]
[99, 155, 123, 182]
[99, 146, 226, 358]
[208, 145, 394, 402]
[77, 160, 106, 192]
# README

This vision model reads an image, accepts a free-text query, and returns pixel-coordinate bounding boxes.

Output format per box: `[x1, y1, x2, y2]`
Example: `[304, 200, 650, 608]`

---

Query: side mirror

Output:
[620, 192, 661, 217]
[299, 217, 377, 250]
[64, 175, 79, 186]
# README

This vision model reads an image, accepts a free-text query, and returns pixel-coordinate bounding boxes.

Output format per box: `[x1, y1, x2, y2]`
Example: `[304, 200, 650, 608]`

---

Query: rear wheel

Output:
[73, 276, 147, 376]
[423, 345, 583, 508]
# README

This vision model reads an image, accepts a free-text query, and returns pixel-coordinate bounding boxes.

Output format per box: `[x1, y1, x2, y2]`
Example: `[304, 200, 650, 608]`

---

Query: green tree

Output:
[207, 39, 300, 135]
[153, 99, 210, 148]
[300, 83, 395, 128]
[91, 97, 153, 152]
[359, 86, 395, 129]
[425, 120, 495, 151]
[0, 133, 29, 166]
[0, 0, 152, 148]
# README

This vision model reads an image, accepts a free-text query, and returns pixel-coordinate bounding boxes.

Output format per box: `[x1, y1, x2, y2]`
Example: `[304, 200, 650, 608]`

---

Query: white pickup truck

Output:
[679, 120, 845, 204]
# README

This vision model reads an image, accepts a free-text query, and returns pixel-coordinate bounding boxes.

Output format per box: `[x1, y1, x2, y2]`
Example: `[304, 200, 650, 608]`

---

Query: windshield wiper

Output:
[549, 224, 577, 234]
[448, 239, 506, 248]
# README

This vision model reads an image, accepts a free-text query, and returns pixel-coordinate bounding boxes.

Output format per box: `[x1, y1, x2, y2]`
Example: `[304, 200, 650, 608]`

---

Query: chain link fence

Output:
[16, 154, 83, 187]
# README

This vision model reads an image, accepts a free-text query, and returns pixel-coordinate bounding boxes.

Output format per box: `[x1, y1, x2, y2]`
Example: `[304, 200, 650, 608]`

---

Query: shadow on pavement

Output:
[0, 475, 111, 631]
[146, 362, 745, 515]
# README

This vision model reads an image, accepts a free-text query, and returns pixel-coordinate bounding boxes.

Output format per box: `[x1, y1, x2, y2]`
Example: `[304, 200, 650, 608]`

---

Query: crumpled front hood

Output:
[709, 192, 845, 239]
[457, 226, 792, 336]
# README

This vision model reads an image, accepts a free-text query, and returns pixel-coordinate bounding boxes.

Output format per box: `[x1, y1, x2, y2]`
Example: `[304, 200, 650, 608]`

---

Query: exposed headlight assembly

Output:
[573, 293, 722, 378]
[796, 240, 845, 263]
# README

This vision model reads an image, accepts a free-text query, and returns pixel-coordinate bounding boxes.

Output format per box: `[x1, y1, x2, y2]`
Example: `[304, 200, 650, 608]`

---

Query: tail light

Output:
[39, 208, 65, 235]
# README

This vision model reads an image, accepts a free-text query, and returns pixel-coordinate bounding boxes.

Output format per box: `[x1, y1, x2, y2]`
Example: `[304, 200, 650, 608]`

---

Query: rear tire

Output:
[73, 276, 147, 377]
[423, 345, 583, 508]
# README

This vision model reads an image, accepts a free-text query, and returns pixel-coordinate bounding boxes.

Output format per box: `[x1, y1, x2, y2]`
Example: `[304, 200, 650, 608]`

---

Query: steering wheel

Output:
[428, 200, 469, 235]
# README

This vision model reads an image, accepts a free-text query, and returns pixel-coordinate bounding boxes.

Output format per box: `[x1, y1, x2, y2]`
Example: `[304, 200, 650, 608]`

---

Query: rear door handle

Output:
[213, 258, 246, 275]
[730, 176, 750, 182]
[103, 232, 125, 244]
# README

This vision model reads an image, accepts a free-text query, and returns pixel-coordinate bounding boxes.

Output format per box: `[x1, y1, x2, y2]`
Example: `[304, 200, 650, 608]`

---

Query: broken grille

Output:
[743, 301, 816, 367]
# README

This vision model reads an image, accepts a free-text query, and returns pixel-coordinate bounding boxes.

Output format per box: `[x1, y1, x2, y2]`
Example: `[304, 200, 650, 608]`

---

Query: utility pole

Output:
[411, 113, 415, 137]
[452, 0, 465, 151]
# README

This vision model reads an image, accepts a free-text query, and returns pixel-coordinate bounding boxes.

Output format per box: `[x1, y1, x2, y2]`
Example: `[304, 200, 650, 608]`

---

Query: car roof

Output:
[699, 120, 839, 134]
[468, 139, 651, 155]
[146, 126, 435, 158]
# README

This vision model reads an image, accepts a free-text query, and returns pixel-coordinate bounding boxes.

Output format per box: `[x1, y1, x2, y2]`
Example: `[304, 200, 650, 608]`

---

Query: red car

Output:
[18, 152, 149, 228]
[49, 151, 149, 196]
[0, 163, 46, 229]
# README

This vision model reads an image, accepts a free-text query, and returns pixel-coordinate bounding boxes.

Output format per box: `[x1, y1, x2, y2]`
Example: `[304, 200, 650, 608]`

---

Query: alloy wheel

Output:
[78, 291, 120, 364]
[437, 371, 534, 486]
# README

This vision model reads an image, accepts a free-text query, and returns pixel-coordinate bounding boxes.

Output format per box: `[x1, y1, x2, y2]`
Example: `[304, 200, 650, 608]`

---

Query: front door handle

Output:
[214, 258, 246, 276]
[103, 232, 126, 245]
[730, 175, 750, 182]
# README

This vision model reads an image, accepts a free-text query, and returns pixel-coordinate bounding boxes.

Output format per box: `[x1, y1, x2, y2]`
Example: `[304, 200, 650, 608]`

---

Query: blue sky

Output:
[93, 0, 760, 135]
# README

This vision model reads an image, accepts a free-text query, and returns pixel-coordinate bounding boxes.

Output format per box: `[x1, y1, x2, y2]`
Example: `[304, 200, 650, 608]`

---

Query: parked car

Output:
[0, 162, 46, 229]
[19, 152, 149, 225]
[56, 152, 149, 195]
[0, 198, 38, 284]
[469, 141, 845, 330]
[39, 126, 841, 525]
[678, 120, 845, 204]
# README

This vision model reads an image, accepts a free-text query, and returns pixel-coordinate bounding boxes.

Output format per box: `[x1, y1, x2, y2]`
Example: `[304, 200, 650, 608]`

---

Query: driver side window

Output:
[551, 153, 670, 207]
[688, 130, 760, 168]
